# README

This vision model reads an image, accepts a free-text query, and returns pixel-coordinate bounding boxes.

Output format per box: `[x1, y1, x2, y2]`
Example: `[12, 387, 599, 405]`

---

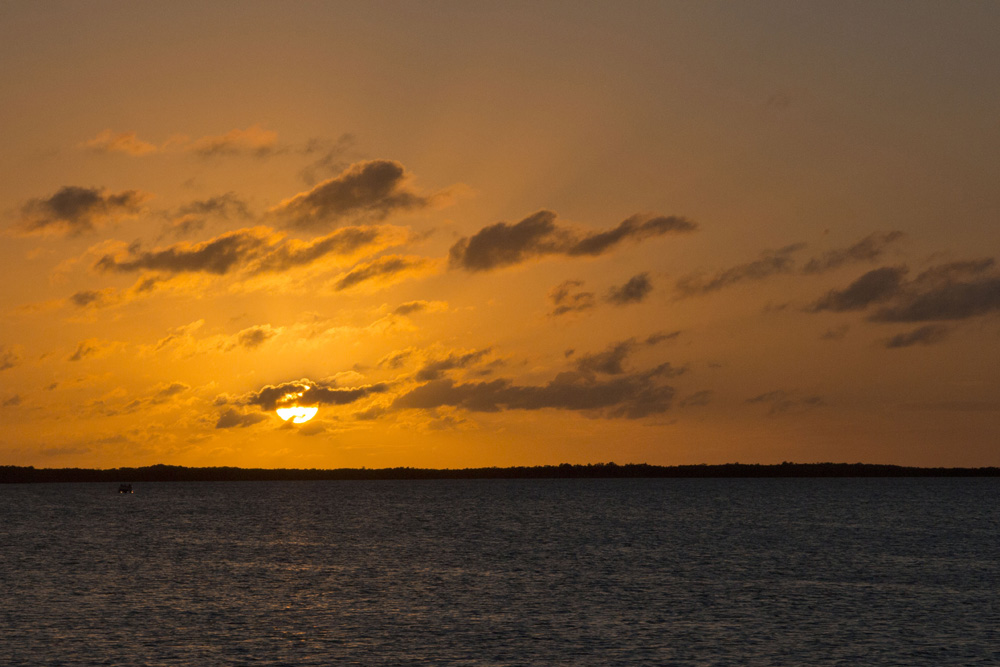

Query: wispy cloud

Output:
[450, 211, 696, 272]
[271, 160, 449, 230]
[14, 186, 151, 237]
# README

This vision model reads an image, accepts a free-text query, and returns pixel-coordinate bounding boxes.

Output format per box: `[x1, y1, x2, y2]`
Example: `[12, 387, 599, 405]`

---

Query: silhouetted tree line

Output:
[2, 461, 999, 484]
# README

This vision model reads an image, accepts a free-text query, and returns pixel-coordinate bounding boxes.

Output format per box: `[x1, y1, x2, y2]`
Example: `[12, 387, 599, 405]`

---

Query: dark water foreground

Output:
[2, 479, 998, 665]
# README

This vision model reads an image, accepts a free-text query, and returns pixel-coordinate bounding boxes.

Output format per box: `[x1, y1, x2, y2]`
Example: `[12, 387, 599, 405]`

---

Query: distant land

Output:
[2, 462, 1000, 484]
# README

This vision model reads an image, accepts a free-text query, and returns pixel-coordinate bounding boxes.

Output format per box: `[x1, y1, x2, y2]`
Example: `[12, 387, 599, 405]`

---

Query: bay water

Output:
[2, 478, 998, 665]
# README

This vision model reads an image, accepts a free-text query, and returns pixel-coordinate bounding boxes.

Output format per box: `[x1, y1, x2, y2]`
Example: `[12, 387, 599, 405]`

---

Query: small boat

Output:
[118, 483, 133, 494]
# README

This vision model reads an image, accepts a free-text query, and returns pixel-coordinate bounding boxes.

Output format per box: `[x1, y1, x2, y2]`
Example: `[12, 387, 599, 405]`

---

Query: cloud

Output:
[333, 255, 432, 291]
[3, 394, 22, 407]
[884, 325, 949, 349]
[68, 338, 117, 362]
[746, 390, 824, 416]
[216, 408, 269, 429]
[235, 324, 278, 350]
[809, 266, 909, 312]
[549, 280, 596, 316]
[271, 160, 444, 230]
[801, 231, 904, 274]
[241, 378, 390, 411]
[606, 272, 653, 305]
[574, 337, 685, 377]
[449, 211, 696, 272]
[678, 390, 713, 408]
[392, 367, 677, 419]
[378, 348, 414, 370]
[393, 300, 447, 316]
[675, 232, 902, 298]
[871, 267, 1000, 322]
[820, 324, 850, 341]
[94, 225, 400, 277]
[677, 244, 804, 296]
[299, 133, 356, 185]
[809, 258, 1000, 322]
[15, 186, 151, 236]
[416, 348, 493, 381]
[80, 130, 158, 156]
[188, 124, 278, 158]
[0, 346, 20, 371]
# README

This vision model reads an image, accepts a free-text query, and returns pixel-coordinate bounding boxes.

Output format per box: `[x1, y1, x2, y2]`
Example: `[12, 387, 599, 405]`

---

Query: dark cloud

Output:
[606, 273, 653, 305]
[809, 258, 1000, 322]
[215, 408, 268, 429]
[334, 255, 429, 291]
[299, 133, 356, 185]
[678, 390, 713, 408]
[175, 192, 251, 219]
[820, 324, 850, 341]
[155, 382, 190, 399]
[677, 244, 804, 296]
[549, 280, 596, 316]
[0, 346, 20, 371]
[378, 349, 413, 370]
[3, 394, 22, 407]
[746, 390, 824, 416]
[236, 325, 277, 349]
[241, 379, 389, 411]
[69, 290, 106, 307]
[69, 340, 100, 362]
[393, 367, 676, 419]
[871, 274, 1000, 322]
[801, 231, 903, 274]
[574, 337, 685, 377]
[644, 330, 681, 345]
[675, 232, 901, 298]
[449, 210, 696, 272]
[884, 325, 949, 349]
[416, 348, 492, 381]
[95, 225, 392, 277]
[189, 125, 278, 158]
[394, 301, 430, 316]
[16, 186, 150, 236]
[809, 266, 909, 312]
[272, 160, 438, 229]
[575, 340, 637, 375]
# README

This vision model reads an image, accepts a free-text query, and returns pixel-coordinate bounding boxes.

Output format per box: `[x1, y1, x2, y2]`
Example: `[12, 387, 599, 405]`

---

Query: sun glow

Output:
[276, 386, 318, 423]
[276, 406, 318, 423]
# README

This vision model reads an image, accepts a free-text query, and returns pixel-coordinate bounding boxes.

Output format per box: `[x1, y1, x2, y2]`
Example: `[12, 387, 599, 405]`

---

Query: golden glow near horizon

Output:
[0, 3, 999, 470]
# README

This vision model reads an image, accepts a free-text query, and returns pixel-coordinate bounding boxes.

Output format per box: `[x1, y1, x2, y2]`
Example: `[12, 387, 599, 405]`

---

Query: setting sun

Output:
[276, 406, 319, 423]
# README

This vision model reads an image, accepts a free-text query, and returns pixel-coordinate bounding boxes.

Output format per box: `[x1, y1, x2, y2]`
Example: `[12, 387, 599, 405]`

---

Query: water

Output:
[1, 478, 998, 665]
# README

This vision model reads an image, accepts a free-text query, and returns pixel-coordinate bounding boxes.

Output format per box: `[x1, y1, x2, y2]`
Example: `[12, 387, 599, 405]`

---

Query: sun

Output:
[275, 386, 318, 423]
[277, 406, 318, 423]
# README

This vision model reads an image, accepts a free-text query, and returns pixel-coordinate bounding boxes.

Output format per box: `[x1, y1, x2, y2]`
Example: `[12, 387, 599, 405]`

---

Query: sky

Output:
[1, 1, 999, 469]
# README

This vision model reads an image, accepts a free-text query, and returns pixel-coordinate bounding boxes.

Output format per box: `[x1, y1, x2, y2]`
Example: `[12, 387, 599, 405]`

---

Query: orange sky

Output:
[2, 2, 999, 469]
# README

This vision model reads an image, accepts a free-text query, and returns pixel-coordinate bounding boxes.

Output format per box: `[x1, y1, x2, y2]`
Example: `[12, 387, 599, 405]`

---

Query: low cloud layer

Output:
[393, 367, 677, 419]
[271, 160, 442, 230]
[449, 211, 696, 272]
[746, 389, 824, 416]
[16, 186, 150, 236]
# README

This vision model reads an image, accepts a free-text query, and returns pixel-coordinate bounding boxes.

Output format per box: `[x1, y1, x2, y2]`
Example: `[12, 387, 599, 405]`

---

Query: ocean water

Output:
[1, 478, 998, 666]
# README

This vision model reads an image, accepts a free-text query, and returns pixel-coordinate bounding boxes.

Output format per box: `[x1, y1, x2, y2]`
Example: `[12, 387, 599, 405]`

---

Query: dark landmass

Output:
[2, 462, 1000, 484]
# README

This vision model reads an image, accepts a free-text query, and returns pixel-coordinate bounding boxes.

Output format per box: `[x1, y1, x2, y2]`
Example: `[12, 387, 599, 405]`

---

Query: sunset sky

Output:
[2, 2, 998, 469]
